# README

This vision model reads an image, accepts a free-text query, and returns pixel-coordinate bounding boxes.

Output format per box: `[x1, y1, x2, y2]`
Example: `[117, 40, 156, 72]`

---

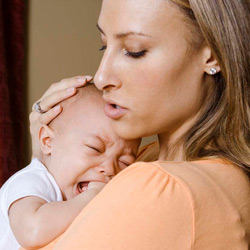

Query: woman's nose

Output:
[94, 49, 120, 91]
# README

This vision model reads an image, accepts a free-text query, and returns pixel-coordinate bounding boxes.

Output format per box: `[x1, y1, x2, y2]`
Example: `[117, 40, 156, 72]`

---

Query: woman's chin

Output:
[112, 120, 150, 140]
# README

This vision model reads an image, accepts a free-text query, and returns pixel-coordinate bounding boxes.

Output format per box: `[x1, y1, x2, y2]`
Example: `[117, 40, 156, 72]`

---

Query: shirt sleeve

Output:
[2, 166, 62, 219]
[50, 162, 194, 250]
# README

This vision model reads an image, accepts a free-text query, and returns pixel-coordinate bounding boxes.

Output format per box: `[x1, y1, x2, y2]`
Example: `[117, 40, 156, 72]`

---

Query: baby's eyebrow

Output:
[98, 135, 112, 144]
[96, 23, 151, 39]
[86, 135, 106, 146]
[92, 134, 137, 158]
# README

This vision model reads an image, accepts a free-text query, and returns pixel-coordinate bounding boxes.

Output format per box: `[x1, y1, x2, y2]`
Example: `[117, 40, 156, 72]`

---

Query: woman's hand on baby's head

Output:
[30, 75, 93, 159]
[31, 75, 93, 125]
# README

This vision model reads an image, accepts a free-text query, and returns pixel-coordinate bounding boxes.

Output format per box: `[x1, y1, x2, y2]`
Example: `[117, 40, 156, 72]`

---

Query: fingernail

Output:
[77, 77, 85, 83]
[54, 105, 61, 112]
[85, 75, 93, 81]
[66, 87, 75, 93]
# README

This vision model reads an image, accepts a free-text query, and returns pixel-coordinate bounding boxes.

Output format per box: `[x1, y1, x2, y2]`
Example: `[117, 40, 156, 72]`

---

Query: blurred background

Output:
[0, 0, 156, 186]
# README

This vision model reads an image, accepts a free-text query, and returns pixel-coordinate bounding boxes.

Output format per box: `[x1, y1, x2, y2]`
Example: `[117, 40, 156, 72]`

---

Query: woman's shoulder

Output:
[52, 159, 250, 250]
[134, 151, 250, 194]
[128, 158, 250, 201]
[120, 159, 250, 248]
[112, 158, 250, 210]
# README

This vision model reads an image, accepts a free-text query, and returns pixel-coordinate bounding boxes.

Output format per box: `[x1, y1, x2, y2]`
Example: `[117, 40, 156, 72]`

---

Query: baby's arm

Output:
[8, 182, 105, 249]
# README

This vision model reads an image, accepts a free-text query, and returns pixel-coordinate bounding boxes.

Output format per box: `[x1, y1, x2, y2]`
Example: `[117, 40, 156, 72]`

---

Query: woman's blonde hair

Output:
[170, 0, 250, 177]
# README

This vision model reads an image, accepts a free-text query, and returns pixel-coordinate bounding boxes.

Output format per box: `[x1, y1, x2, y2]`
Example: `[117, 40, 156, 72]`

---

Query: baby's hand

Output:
[87, 182, 106, 196]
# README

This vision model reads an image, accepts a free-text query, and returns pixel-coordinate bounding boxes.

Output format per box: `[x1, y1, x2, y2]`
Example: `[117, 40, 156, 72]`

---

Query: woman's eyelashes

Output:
[99, 45, 107, 51]
[99, 45, 147, 59]
[122, 48, 147, 59]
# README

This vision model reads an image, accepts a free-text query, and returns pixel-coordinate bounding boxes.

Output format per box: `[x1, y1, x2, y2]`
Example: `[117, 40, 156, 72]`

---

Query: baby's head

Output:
[39, 84, 141, 200]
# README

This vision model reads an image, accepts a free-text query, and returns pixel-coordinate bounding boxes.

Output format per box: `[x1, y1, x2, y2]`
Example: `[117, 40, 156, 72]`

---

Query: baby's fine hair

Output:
[49, 83, 103, 130]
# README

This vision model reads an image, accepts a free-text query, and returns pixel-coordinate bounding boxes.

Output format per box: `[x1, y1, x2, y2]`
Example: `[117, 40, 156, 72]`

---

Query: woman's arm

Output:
[10, 182, 105, 249]
[30, 75, 92, 159]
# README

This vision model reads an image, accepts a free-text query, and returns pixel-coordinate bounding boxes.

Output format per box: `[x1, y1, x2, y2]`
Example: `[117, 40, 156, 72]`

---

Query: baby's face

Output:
[48, 100, 141, 200]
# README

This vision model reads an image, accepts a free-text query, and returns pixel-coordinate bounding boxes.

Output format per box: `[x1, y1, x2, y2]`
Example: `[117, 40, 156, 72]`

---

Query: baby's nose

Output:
[95, 161, 116, 179]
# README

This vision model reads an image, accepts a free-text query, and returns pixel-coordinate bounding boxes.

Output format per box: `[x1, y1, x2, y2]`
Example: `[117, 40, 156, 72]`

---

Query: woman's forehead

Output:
[98, 0, 188, 50]
[99, 0, 184, 36]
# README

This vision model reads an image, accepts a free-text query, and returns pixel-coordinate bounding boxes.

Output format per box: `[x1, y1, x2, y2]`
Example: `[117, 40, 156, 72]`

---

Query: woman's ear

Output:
[39, 125, 55, 155]
[203, 46, 221, 75]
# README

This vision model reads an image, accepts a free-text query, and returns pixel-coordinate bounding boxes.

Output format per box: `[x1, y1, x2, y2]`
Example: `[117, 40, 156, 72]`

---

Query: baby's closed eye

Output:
[118, 155, 135, 169]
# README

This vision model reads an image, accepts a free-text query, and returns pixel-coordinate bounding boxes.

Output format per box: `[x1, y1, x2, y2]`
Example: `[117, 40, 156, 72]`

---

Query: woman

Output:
[27, 0, 250, 249]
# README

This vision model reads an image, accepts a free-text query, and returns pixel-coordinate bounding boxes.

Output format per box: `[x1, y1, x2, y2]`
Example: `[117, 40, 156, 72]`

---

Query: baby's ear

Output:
[39, 125, 55, 155]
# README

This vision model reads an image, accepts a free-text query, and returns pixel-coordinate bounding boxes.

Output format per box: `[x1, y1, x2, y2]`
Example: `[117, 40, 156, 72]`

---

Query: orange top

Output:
[20, 143, 250, 250]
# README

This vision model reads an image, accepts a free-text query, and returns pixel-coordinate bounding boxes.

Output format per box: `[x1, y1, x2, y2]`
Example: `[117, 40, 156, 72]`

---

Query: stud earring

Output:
[209, 68, 217, 75]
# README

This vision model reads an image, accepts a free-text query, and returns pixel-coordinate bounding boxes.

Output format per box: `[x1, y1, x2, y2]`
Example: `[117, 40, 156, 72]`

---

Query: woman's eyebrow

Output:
[96, 23, 151, 39]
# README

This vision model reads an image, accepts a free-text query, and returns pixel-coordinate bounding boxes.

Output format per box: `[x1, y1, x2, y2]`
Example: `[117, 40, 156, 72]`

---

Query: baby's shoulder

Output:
[0, 158, 62, 208]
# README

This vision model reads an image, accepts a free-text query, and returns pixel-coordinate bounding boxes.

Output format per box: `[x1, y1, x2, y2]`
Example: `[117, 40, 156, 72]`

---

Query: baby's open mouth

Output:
[77, 181, 89, 193]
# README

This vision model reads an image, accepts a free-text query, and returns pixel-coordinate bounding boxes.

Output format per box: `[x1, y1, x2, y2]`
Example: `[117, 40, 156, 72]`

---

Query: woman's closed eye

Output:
[122, 48, 147, 59]
[99, 45, 147, 59]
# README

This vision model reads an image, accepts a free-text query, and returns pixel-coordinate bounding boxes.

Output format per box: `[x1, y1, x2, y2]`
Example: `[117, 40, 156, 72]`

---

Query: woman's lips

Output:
[104, 103, 127, 119]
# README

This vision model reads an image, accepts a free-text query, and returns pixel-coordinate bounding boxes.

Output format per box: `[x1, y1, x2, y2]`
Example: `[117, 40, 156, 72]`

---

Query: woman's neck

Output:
[157, 112, 202, 161]
[158, 135, 185, 161]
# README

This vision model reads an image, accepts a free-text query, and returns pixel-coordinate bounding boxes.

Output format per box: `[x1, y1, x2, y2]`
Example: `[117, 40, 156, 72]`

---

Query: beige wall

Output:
[26, 0, 156, 160]
[27, 0, 103, 108]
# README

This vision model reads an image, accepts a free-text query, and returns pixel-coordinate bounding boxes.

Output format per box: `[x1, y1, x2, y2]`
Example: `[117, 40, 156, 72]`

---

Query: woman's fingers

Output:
[38, 105, 62, 125]
[32, 75, 93, 113]
[42, 75, 93, 99]
[29, 105, 62, 131]
[33, 87, 76, 113]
